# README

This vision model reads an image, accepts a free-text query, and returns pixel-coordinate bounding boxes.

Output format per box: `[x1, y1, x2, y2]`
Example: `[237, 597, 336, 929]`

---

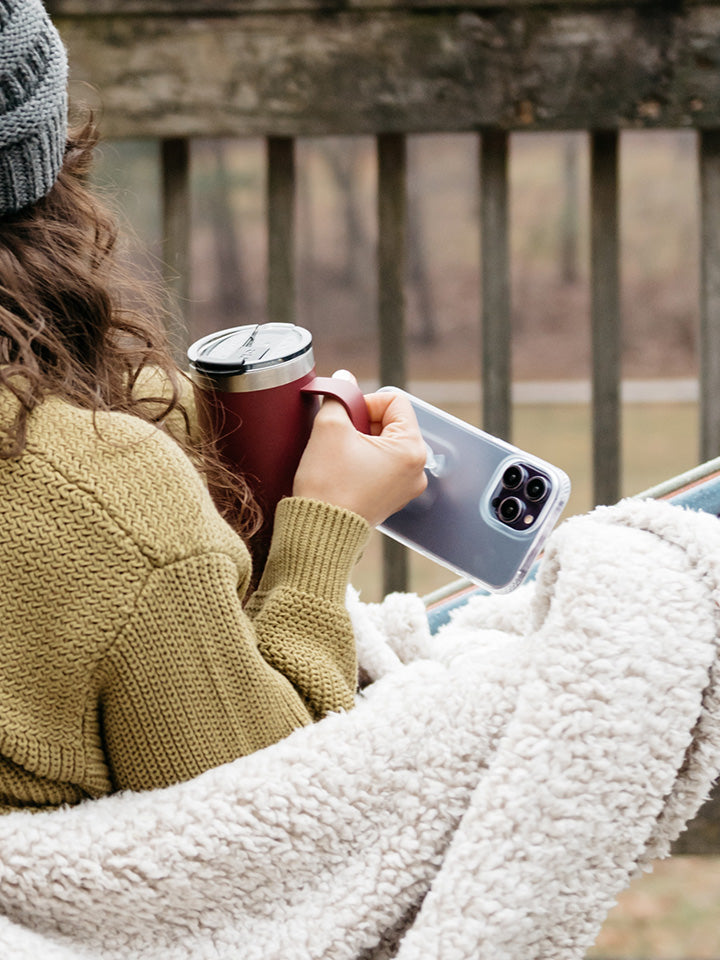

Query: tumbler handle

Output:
[301, 377, 371, 435]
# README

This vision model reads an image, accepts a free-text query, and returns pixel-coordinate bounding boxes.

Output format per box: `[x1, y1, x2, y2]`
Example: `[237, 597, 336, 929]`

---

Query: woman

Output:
[0, 0, 427, 812]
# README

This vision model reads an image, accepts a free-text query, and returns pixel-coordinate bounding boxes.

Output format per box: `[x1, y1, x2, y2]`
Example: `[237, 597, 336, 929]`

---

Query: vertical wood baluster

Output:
[480, 129, 511, 440]
[377, 133, 408, 595]
[590, 131, 621, 505]
[161, 137, 191, 361]
[561, 134, 581, 285]
[267, 136, 296, 326]
[699, 130, 720, 461]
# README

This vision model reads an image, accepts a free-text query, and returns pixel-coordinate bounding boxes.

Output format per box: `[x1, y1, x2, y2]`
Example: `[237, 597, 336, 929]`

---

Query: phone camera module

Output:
[498, 496, 524, 524]
[492, 463, 553, 530]
[525, 476, 548, 502]
[502, 464, 526, 491]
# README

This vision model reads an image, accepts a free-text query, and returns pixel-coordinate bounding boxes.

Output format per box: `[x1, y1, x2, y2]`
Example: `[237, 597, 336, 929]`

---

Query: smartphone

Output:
[377, 389, 571, 593]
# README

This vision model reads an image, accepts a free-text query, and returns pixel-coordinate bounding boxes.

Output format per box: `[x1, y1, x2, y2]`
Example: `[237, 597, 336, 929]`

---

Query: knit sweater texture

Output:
[0, 393, 369, 813]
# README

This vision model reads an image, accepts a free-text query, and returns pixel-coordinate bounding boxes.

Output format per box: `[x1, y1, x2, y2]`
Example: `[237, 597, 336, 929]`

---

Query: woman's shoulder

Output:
[20, 397, 247, 568]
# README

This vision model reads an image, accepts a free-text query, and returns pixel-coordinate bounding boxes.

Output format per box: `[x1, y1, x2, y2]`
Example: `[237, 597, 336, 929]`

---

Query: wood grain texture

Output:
[47, 1, 720, 14]
[480, 129, 511, 441]
[699, 131, 720, 462]
[53, 6, 720, 137]
[590, 131, 621, 506]
[267, 137, 296, 326]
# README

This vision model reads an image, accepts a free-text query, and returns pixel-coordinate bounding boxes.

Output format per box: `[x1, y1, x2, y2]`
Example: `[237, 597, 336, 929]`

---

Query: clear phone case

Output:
[377, 389, 571, 593]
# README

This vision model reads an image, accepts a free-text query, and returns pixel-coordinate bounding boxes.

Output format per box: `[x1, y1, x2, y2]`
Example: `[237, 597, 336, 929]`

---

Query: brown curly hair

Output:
[0, 117, 260, 539]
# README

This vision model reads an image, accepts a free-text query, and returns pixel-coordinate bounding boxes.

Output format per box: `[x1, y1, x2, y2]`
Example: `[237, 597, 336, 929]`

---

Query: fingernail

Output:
[332, 369, 357, 383]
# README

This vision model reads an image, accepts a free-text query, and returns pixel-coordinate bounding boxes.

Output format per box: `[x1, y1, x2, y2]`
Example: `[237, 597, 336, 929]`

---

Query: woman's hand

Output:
[293, 378, 428, 527]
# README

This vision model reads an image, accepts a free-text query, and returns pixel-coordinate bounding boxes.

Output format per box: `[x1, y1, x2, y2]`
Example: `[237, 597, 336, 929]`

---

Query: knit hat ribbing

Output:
[0, 0, 68, 216]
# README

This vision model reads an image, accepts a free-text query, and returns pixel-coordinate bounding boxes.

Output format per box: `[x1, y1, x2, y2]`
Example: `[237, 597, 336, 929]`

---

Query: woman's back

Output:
[0, 393, 372, 811]
[0, 394, 246, 810]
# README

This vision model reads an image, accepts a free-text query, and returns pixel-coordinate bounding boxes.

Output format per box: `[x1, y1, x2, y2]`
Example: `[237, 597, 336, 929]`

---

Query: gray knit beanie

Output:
[0, 0, 68, 216]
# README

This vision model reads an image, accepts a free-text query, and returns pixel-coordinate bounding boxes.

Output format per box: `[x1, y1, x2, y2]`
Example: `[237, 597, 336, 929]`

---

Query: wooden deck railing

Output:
[48, 0, 720, 854]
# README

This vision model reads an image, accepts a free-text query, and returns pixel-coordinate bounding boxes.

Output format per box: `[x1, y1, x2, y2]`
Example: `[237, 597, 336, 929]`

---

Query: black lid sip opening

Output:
[187, 323, 313, 376]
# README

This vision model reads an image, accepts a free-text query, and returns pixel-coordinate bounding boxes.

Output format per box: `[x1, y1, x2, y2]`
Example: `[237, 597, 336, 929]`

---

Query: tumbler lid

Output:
[187, 323, 313, 376]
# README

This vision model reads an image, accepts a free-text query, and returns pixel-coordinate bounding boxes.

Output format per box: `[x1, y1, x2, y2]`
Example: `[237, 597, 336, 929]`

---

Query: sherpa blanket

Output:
[1, 498, 719, 960]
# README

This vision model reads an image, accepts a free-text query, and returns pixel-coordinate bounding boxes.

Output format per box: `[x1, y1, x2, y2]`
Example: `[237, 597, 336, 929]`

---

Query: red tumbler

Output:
[188, 323, 370, 573]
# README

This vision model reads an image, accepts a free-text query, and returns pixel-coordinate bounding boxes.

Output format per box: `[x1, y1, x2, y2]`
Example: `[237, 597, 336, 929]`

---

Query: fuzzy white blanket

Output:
[1, 499, 719, 960]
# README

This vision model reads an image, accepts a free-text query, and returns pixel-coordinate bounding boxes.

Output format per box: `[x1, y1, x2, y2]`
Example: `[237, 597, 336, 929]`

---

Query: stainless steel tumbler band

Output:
[188, 350, 315, 393]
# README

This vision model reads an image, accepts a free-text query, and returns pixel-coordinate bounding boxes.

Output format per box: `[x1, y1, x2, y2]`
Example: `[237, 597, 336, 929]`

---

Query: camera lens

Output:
[525, 476, 548, 502]
[502, 464, 525, 490]
[498, 497, 523, 524]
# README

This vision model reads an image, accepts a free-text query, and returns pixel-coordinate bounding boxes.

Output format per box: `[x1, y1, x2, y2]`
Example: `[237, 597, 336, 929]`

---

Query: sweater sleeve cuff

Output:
[258, 497, 370, 602]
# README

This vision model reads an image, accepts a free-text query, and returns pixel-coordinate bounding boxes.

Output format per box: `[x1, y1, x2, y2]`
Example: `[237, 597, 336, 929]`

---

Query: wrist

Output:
[258, 497, 369, 602]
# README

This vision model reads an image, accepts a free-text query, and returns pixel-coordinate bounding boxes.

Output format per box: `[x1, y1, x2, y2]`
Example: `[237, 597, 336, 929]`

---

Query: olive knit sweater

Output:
[0, 394, 369, 813]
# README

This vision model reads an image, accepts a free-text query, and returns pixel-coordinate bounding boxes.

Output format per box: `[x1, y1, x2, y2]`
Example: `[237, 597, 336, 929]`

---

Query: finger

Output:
[364, 390, 418, 434]
[362, 390, 395, 424]
[356, 390, 394, 437]
[314, 369, 360, 423]
[313, 395, 354, 427]
[317, 370, 371, 434]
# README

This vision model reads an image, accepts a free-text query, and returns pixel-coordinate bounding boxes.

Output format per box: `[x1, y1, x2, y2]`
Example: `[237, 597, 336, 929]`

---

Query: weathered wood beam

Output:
[480, 129, 511, 441]
[47, 0, 720, 13]
[266, 137, 296, 326]
[160, 137, 191, 358]
[590, 131, 621, 506]
[699, 130, 720, 462]
[53, 7, 720, 139]
[377, 133, 409, 595]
